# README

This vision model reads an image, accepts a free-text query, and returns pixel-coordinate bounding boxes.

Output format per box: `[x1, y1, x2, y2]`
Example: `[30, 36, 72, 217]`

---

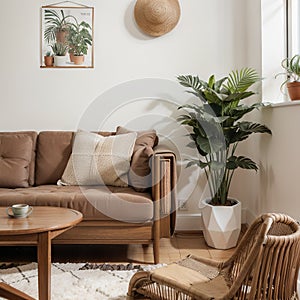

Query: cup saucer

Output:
[8, 213, 30, 219]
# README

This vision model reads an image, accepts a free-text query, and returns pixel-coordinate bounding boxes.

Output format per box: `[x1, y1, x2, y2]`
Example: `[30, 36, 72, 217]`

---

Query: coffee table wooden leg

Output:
[37, 231, 51, 300]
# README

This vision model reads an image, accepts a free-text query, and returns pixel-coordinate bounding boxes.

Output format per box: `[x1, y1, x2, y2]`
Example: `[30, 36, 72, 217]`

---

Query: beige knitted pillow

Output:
[58, 131, 137, 187]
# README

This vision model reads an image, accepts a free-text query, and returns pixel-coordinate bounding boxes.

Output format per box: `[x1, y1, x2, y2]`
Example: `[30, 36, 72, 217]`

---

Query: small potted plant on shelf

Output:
[177, 68, 272, 249]
[44, 51, 54, 67]
[67, 20, 92, 65]
[276, 54, 300, 100]
[51, 42, 68, 67]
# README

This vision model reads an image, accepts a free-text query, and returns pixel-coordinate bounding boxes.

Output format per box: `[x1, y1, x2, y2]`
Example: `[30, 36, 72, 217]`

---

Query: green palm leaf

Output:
[225, 103, 262, 121]
[225, 68, 261, 93]
[177, 75, 207, 102]
[227, 122, 271, 144]
[186, 159, 208, 169]
[214, 77, 227, 93]
[227, 156, 258, 170]
[238, 122, 272, 134]
[177, 75, 204, 90]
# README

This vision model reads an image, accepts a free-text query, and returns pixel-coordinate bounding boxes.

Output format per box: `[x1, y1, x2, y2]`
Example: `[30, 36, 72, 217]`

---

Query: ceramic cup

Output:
[6, 204, 33, 218]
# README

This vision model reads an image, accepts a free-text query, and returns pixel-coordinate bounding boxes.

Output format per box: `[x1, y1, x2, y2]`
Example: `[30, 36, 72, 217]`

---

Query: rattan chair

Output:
[128, 213, 300, 300]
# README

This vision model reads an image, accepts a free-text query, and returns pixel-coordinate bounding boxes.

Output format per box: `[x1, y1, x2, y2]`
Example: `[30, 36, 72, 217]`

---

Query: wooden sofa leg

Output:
[153, 219, 160, 264]
[153, 236, 160, 264]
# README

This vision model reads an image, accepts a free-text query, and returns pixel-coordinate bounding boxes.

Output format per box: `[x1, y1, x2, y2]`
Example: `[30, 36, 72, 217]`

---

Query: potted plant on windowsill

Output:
[51, 42, 68, 67]
[67, 20, 92, 65]
[177, 68, 272, 249]
[276, 54, 300, 101]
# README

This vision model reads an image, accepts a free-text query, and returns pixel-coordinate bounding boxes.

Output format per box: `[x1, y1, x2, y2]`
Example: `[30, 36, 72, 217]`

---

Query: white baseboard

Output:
[175, 208, 252, 231]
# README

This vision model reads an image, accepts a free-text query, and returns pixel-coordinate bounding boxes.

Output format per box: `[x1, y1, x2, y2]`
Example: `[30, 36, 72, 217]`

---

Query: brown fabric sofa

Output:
[0, 131, 176, 263]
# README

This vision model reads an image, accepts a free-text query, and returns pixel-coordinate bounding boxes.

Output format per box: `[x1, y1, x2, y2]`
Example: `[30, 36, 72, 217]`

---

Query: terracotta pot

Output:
[201, 198, 241, 249]
[44, 56, 54, 67]
[287, 81, 300, 101]
[72, 55, 84, 65]
[69, 53, 75, 63]
[55, 30, 68, 43]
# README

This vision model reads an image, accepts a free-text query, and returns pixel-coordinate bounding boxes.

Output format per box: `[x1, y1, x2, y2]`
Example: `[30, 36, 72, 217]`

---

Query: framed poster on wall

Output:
[41, 4, 94, 68]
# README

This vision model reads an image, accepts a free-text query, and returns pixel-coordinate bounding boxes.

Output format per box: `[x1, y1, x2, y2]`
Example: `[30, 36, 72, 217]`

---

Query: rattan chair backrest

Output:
[223, 213, 300, 300]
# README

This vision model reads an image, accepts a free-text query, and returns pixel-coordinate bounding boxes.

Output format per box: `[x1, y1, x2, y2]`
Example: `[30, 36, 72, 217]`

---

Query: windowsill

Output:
[263, 100, 300, 108]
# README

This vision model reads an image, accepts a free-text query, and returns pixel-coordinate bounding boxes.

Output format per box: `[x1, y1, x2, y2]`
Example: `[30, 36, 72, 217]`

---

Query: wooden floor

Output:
[0, 232, 236, 265]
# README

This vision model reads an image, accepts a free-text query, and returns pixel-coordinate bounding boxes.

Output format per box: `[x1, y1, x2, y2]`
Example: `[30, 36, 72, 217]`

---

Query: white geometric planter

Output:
[201, 198, 241, 249]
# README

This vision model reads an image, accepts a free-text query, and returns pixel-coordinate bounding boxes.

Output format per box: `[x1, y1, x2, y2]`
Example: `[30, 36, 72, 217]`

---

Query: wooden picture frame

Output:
[41, 5, 94, 68]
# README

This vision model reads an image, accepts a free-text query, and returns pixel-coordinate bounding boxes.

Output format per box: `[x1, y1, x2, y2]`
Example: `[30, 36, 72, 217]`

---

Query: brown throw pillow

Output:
[116, 126, 158, 192]
[0, 134, 33, 188]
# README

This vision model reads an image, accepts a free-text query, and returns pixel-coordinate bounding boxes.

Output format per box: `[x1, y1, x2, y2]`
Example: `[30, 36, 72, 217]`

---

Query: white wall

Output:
[232, 104, 300, 223]
[259, 105, 300, 221]
[0, 0, 248, 132]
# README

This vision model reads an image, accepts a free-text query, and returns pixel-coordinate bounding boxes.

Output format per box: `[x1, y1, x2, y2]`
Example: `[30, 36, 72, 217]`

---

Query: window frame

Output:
[286, 0, 300, 58]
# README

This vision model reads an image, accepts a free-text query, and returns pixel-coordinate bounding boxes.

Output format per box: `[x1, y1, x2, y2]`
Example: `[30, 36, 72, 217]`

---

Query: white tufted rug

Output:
[0, 262, 163, 300]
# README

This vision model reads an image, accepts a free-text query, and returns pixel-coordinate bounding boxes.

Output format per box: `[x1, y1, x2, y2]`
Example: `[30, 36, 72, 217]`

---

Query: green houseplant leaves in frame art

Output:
[67, 19, 92, 65]
[41, 5, 94, 68]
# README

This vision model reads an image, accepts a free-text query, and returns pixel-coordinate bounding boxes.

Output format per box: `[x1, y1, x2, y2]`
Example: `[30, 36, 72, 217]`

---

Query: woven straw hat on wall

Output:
[134, 0, 181, 37]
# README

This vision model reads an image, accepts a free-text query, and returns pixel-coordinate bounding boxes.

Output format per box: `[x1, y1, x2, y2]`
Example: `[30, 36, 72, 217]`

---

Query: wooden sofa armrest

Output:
[152, 148, 177, 236]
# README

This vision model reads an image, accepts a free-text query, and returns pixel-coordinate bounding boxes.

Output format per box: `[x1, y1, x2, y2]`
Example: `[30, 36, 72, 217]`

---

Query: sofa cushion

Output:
[0, 185, 153, 222]
[116, 126, 158, 192]
[0, 132, 37, 186]
[35, 131, 74, 185]
[0, 133, 37, 188]
[59, 131, 137, 187]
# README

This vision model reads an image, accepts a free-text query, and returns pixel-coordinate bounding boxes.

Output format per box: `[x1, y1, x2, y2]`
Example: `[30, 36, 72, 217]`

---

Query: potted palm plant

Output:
[177, 68, 272, 249]
[67, 20, 92, 65]
[44, 9, 77, 44]
[276, 54, 300, 100]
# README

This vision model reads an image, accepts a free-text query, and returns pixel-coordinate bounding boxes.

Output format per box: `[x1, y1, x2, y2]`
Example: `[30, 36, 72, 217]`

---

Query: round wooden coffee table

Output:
[0, 206, 83, 300]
